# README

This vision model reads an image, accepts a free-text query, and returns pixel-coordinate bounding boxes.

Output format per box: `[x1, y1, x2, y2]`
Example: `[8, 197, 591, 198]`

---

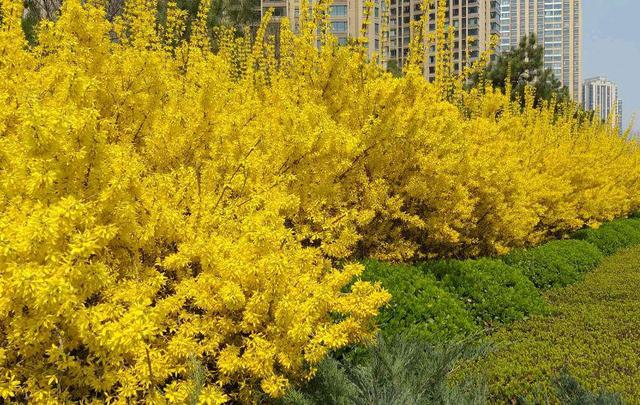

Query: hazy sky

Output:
[584, 0, 640, 133]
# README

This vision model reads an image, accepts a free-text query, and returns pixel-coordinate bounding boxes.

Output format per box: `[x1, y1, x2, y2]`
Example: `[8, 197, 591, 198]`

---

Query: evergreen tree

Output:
[212, 0, 260, 30]
[480, 35, 569, 106]
[17, 0, 260, 44]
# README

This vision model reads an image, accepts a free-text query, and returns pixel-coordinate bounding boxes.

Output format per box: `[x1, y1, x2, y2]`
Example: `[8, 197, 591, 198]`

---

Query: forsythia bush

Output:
[0, 1, 392, 403]
[1, 0, 640, 402]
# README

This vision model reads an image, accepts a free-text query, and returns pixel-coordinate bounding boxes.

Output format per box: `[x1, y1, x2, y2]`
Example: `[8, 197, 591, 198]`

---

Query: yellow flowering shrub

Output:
[1, 0, 640, 403]
[0, 1, 391, 403]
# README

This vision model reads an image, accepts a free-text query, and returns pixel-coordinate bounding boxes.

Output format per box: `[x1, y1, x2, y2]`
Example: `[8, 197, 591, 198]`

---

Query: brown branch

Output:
[145, 345, 156, 393]
[334, 143, 377, 183]
[213, 134, 263, 212]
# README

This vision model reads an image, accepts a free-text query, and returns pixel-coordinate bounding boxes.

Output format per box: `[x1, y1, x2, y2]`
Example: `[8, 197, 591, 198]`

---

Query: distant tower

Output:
[582, 77, 623, 129]
[616, 99, 623, 130]
[499, 0, 582, 101]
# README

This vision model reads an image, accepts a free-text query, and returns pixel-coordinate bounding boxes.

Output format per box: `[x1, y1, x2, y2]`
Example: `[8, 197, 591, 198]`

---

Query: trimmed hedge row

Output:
[361, 261, 478, 342]
[573, 218, 640, 255]
[362, 258, 546, 339]
[484, 246, 640, 403]
[424, 259, 547, 326]
[362, 217, 640, 341]
[503, 240, 604, 289]
[287, 218, 640, 404]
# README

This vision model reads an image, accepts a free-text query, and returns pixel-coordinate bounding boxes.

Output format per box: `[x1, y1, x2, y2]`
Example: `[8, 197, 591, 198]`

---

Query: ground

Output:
[485, 246, 640, 402]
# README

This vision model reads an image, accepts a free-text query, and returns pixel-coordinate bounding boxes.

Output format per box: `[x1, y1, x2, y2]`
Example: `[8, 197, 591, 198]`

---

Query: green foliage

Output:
[283, 356, 356, 405]
[552, 370, 625, 405]
[386, 60, 403, 78]
[424, 259, 547, 326]
[17, 0, 260, 45]
[187, 355, 207, 405]
[480, 35, 569, 106]
[156, 0, 260, 42]
[21, 10, 39, 45]
[574, 219, 640, 255]
[361, 261, 478, 342]
[503, 240, 604, 289]
[210, 0, 260, 30]
[281, 335, 489, 405]
[512, 371, 626, 405]
[483, 247, 640, 403]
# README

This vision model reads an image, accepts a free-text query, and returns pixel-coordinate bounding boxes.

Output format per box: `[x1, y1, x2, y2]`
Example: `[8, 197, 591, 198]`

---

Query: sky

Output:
[583, 0, 640, 134]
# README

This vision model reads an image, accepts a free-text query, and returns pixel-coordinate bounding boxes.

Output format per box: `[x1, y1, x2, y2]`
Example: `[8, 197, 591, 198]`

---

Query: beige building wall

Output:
[388, 0, 500, 81]
[260, 0, 386, 59]
[499, 0, 582, 101]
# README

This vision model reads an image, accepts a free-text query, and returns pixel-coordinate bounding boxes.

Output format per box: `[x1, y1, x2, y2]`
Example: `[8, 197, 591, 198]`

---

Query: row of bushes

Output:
[283, 218, 640, 404]
[361, 217, 640, 342]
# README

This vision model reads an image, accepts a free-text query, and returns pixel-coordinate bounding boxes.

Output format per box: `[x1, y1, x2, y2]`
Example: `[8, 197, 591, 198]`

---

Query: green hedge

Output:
[502, 240, 603, 289]
[423, 258, 547, 326]
[573, 218, 640, 255]
[361, 261, 478, 341]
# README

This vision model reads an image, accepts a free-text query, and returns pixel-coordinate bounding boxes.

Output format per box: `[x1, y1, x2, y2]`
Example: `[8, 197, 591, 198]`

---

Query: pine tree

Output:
[479, 35, 569, 106]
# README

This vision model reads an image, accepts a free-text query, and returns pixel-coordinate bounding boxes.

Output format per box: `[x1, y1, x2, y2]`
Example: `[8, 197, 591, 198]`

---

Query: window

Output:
[271, 7, 286, 17]
[330, 5, 348, 17]
[332, 21, 348, 33]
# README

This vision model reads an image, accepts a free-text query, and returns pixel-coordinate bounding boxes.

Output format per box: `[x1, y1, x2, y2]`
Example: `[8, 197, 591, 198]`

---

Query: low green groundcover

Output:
[482, 246, 640, 403]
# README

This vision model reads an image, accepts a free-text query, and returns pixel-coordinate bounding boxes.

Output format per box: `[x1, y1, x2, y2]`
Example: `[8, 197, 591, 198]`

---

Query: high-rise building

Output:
[388, 0, 500, 81]
[260, 0, 386, 59]
[583, 77, 623, 129]
[498, 0, 582, 101]
[617, 99, 623, 130]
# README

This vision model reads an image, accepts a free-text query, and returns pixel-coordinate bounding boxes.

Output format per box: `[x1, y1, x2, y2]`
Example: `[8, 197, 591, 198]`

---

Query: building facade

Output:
[583, 77, 623, 129]
[499, 0, 582, 101]
[388, 0, 500, 81]
[262, 0, 500, 79]
[260, 0, 386, 59]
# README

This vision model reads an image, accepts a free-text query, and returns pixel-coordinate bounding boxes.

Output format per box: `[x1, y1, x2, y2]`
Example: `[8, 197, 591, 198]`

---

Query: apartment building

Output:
[499, 0, 582, 101]
[583, 76, 623, 129]
[388, 0, 500, 81]
[260, 0, 386, 59]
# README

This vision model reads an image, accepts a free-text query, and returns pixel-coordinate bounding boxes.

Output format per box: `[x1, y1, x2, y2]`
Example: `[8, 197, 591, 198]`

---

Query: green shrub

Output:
[504, 371, 626, 405]
[552, 370, 625, 405]
[573, 219, 640, 255]
[503, 240, 603, 289]
[281, 335, 489, 405]
[361, 261, 478, 341]
[423, 259, 547, 326]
